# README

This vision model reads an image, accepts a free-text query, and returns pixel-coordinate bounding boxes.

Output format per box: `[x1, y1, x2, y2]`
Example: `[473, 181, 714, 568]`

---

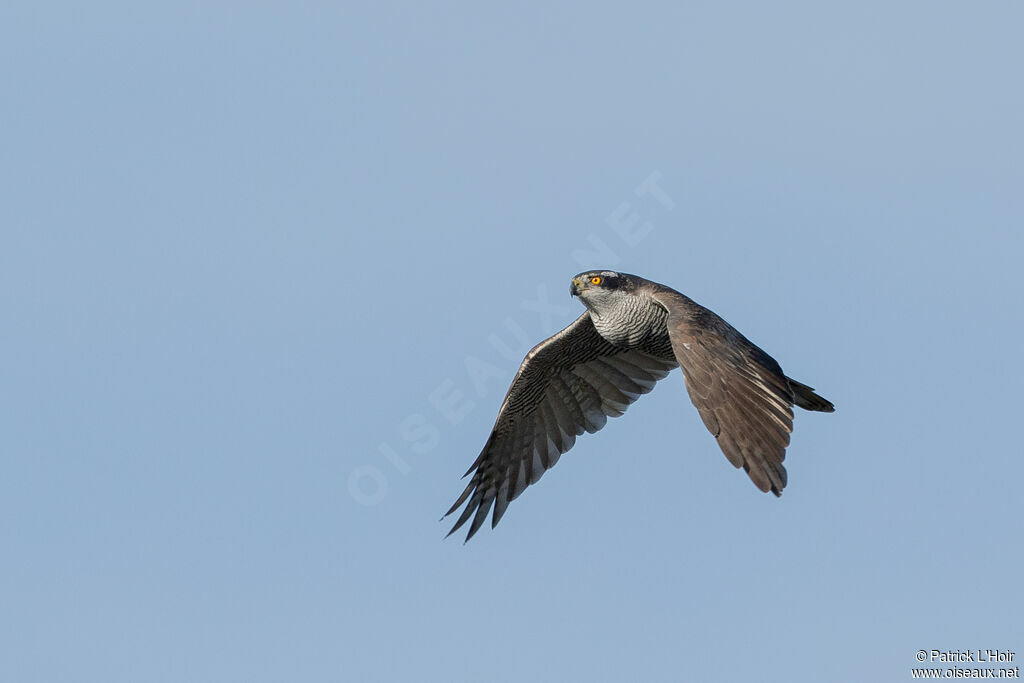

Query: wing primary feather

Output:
[464, 491, 495, 542]
[491, 483, 511, 529]
[539, 401, 566, 455]
[510, 458, 528, 501]
[446, 489, 481, 537]
[445, 478, 476, 518]
[518, 413, 536, 487]
[530, 410, 551, 478]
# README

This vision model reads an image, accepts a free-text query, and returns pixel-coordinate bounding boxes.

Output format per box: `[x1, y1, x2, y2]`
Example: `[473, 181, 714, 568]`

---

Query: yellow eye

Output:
[590, 276, 602, 285]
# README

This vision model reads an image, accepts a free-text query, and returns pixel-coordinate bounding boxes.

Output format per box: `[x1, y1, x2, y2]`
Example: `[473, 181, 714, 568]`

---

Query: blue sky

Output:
[2, 2, 1022, 682]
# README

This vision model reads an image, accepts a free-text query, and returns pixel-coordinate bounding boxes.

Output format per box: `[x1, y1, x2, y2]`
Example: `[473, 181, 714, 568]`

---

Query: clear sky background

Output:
[2, 3, 1021, 682]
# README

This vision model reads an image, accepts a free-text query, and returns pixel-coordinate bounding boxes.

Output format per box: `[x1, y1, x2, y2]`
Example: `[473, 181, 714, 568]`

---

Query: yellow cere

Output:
[590, 276, 602, 285]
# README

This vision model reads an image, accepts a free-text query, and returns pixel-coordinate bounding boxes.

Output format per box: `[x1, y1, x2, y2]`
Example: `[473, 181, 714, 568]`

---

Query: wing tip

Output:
[788, 378, 836, 413]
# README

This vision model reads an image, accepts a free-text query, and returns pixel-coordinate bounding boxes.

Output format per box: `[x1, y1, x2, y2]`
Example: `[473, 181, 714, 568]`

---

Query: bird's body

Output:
[445, 271, 834, 541]
[584, 277, 670, 348]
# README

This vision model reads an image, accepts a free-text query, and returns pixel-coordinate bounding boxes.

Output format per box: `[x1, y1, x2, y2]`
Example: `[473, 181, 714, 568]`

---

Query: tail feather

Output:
[788, 378, 835, 412]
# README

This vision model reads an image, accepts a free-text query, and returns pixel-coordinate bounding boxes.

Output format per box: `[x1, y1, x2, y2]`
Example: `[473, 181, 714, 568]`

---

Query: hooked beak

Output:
[570, 278, 582, 297]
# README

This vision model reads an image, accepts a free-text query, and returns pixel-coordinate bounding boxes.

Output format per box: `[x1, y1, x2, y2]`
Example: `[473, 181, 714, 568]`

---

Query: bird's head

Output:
[570, 270, 634, 313]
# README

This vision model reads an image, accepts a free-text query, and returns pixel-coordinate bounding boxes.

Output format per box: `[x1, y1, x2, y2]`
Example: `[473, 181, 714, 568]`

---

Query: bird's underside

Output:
[445, 271, 834, 542]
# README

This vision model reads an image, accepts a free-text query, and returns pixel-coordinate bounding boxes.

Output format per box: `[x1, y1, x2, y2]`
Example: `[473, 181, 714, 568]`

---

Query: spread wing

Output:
[445, 312, 677, 541]
[653, 290, 798, 496]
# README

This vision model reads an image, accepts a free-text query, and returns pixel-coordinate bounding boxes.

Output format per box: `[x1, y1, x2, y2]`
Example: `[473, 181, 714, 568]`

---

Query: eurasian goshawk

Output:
[445, 271, 834, 541]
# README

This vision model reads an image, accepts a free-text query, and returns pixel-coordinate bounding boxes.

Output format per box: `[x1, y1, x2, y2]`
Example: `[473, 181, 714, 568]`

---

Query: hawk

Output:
[445, 271, 834, 541]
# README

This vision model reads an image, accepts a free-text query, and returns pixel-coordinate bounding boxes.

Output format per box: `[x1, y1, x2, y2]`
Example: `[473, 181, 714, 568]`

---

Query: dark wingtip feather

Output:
[788, 378, 836, 413]
[464, 500, 492, 541]
[445, 494, 478, 539]
[491, 488, 510, 529]
[445, 515, 468, 540]
[445, 479, 475, 518]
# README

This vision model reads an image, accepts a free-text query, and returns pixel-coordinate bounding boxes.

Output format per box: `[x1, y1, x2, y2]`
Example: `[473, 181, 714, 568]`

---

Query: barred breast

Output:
[590, 294, 674, 357]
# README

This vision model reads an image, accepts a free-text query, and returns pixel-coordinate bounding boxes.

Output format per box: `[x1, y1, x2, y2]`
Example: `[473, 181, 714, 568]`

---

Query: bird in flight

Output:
[445, 271, 834, 541]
